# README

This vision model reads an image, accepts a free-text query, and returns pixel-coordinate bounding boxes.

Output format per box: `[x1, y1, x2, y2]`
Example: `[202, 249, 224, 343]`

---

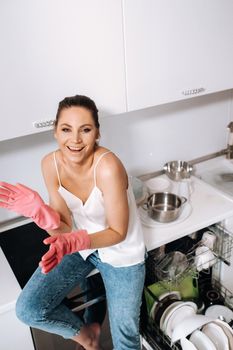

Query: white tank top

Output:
[53, 151, 145, 267]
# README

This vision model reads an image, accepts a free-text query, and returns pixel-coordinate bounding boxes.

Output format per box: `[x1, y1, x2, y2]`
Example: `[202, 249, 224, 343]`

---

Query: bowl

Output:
[143, 192, 187, 223]
[145, 177, 171, 195]
[164, 160, 193, 181]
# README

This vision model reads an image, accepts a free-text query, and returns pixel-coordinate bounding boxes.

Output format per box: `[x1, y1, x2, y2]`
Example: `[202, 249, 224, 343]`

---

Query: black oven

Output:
[0, 222, 49, 289]
[0, 222, 106, 350]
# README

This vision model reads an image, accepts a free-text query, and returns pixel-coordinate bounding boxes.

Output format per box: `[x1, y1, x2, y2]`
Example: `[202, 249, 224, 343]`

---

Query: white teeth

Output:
[68, 146, 83, 151]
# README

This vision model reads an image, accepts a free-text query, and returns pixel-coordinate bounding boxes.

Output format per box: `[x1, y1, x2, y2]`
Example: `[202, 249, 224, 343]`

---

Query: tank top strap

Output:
[93, 151, 112, 186]
[53, 152, 62, 187]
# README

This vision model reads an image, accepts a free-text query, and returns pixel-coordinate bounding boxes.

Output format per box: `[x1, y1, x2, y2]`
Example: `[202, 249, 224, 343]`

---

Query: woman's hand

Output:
[0, 182, 60, 230]
[39, 230, 91, 273]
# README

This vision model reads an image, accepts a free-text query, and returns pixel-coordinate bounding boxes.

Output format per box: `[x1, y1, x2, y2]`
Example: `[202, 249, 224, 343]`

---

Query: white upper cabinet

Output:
[123, 0, 233, 111]
[0, 0, 126, 141]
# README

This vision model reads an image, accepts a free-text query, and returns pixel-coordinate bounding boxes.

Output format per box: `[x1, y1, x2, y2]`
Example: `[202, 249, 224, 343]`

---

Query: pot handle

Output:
[188, 164, 193, 173]
[180, 196, 187, 206]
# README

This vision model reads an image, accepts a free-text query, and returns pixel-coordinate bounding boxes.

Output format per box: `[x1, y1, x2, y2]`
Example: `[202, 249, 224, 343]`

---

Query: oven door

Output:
[0, 222, 106, 350]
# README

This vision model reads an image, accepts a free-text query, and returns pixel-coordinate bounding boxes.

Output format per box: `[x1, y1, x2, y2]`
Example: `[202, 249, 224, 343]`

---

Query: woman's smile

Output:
[67, 145, 85, 152]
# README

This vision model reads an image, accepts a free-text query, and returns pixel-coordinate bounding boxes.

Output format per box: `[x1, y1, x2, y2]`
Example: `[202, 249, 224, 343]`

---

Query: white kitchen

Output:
[1, 1, 233, 350]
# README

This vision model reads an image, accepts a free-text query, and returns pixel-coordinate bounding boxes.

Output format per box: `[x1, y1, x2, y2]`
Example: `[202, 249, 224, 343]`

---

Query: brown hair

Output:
[54, 95, 100, 129]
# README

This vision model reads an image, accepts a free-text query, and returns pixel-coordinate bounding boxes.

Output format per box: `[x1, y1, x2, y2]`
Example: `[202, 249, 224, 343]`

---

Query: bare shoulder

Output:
[41, 152, 53, 168]
[41, 151, 58, 185]
[96, 149, 128, 185]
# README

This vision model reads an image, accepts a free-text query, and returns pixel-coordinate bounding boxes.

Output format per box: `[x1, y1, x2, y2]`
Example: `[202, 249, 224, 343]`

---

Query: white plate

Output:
[190, 330, 217, 350]
[138, 202, 192, 228]
[214, 320, 233, 350]
[150, 291, 182, 321]
[160, 301, 197, 334]
[171, 314, 215, 344]
[205, 304, 233, 323]
[160, 301, 183, 331]
[202, 323, 229, 350]
[165, 304, 196, 338]
[180, 338, 198, 350]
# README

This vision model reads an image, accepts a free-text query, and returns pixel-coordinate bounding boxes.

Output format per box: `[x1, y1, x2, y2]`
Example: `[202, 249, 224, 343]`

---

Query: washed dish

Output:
[202, 322, 229, 350]
[171, 314, 215, 344]
[214, 320, 233, 350]
[138, 202, 192, 228]
[160, 301, 183, 331]
[160, 301, 197, 334]
[164, 302, 197, 338]
[152, 298, 180, 325]
[205, 304, 233, 323]
[180, 337, 198, 350]
[189, 329, 217, 350]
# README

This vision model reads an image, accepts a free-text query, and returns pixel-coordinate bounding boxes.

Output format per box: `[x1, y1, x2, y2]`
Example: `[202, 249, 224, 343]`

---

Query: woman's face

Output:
[54, 106, 99, 164]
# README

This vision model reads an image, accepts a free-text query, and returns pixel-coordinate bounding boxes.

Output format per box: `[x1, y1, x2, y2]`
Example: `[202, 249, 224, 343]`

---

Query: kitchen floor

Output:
[32, 312, 113, 350]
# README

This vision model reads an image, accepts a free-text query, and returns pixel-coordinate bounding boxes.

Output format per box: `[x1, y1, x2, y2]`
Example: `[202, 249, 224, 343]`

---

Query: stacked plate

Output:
[171, 314, 233, 350]
[160, 300, 197, 338]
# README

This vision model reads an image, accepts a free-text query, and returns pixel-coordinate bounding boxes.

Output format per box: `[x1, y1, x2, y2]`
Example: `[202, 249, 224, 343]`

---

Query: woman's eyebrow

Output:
[60, 123, 71, 127]
[80, 124, 93, 127]
[59, 123, 93, 128]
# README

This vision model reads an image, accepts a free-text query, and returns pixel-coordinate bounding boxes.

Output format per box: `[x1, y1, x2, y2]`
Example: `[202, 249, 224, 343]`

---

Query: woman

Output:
[0, 95, 145, 350]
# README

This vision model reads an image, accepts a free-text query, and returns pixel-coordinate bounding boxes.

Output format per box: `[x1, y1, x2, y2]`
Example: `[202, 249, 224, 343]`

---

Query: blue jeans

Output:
[16, 251, 145, 350]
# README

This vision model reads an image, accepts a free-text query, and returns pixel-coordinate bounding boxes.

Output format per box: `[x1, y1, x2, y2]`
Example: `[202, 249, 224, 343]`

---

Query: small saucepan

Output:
[143, 192, 187, 223]
[163, 160, 193, 181]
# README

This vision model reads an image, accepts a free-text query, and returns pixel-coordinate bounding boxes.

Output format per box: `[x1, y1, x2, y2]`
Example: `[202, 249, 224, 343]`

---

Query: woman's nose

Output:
[72, 131, 82, 143]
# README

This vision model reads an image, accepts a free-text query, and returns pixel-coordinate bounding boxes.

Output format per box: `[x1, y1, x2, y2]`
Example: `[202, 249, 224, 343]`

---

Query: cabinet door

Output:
[123, 0, 233, 111]
[0, 0, 126, 141]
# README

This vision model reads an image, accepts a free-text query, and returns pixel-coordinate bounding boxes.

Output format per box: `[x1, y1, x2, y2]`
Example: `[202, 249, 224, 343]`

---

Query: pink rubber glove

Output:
[0, 182, 60, 230]
[39, 230, 91, 273]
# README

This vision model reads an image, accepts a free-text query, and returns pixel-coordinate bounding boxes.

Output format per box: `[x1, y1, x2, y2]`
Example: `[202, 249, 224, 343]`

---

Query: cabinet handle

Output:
[182, 87, 205, 96]
[33, 119, 55, 128]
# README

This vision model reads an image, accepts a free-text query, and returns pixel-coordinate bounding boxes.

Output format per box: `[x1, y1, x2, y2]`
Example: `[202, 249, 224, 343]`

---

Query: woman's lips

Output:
[67, 146, 84, 152]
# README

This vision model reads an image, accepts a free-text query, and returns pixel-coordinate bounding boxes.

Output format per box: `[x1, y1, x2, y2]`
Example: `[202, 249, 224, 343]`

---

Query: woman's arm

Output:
[88, 152, 129, 248]
[41, 153, 73, 235]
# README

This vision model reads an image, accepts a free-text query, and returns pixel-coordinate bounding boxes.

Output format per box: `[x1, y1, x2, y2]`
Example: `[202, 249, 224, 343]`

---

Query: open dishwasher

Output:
[140, 222, 233, 350]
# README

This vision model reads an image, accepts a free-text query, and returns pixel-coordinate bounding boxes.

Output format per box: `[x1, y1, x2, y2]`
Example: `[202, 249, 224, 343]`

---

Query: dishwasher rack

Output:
[146, 223, 233, 286]
[141, 223, 233, 350]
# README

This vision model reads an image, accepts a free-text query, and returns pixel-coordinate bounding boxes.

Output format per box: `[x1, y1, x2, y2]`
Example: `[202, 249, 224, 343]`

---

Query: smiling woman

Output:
[0, 94, 146, 350]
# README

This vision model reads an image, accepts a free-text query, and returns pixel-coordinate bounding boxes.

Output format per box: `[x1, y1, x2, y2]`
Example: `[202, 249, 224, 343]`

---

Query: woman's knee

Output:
[15, 290, 44, 326]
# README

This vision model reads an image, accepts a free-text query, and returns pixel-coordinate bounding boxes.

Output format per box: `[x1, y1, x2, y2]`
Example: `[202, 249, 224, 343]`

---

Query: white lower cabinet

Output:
[0, 305, 34, 350]
[0, 247, 34, 350]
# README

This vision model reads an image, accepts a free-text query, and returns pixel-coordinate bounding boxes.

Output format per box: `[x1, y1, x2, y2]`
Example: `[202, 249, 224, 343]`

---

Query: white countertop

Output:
[141, 175, 233, 251]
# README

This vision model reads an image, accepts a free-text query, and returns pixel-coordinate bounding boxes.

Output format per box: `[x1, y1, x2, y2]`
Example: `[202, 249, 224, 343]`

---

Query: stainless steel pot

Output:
[163, 160, 193, 181]
[143, 192, 187, 223]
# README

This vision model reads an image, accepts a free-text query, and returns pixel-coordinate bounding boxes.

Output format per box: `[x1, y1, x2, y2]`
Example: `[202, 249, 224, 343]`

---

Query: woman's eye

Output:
[61, 128, 70, 132]
[82, 128, 91, 133]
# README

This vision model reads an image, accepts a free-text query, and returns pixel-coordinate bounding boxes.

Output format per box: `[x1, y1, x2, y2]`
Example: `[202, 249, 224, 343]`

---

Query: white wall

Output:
[0, 89, 232, 223]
